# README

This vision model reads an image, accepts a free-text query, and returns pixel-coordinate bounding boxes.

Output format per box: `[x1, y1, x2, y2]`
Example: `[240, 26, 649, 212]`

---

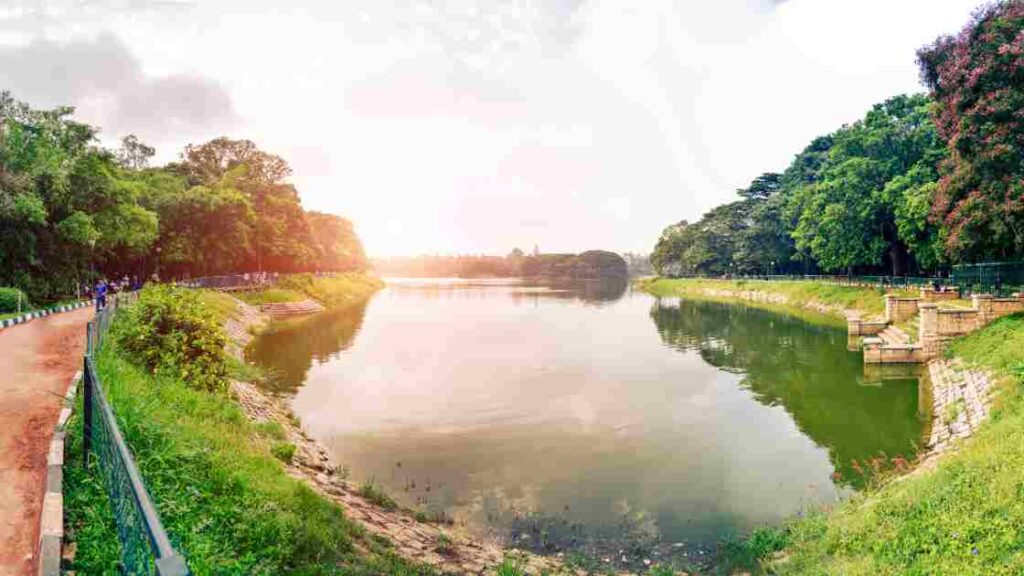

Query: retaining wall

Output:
[885, 295, 920, 323]
[848, 318, 887, 336]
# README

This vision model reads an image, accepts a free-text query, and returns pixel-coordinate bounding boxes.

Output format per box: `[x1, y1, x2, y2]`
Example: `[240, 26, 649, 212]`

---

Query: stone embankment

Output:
[220, 296, 574, 575]
[921, 360, 994, 465]
[690, 287, 846, 317]
[259, 299, 324, 318]
[651, 281, 1000, 470]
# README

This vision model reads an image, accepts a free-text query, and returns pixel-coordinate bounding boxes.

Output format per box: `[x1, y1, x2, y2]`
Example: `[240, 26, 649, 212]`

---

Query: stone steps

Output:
[879, 325, 911, 345]
[259, 299, 325, 318]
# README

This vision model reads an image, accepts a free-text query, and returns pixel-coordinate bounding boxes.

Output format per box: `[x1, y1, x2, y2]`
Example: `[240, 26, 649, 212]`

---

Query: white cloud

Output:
[0, 0, 983, 256]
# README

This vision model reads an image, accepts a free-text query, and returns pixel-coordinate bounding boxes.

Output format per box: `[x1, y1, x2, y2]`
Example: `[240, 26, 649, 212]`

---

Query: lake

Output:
[246, 278, 926, 568]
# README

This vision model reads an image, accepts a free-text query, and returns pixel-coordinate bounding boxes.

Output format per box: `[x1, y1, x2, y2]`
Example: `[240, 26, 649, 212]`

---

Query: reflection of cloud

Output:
[0, 33, 236, 146]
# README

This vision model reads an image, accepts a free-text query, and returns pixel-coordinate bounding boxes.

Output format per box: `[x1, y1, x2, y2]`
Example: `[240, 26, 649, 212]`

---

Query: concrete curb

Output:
[37, 370, 81, 576]
[0, 300, 92, 331]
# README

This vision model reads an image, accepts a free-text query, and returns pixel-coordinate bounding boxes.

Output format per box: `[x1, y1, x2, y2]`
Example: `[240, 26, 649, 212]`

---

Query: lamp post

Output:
[155, 246, 162, 282]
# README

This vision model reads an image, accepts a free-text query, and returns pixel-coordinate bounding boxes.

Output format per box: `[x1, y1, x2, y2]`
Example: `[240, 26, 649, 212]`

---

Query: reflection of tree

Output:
[651, 299, 925, 487]
[537, 278, 629, 305]
[245, 302, 369, 394]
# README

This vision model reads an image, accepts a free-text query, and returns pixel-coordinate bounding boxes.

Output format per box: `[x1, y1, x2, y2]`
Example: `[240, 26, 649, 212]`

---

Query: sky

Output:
[0, 0, 983, 257]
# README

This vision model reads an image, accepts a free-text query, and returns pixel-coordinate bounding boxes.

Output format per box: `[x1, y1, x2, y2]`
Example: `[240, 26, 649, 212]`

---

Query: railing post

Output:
[82, 354, 92, 466]
[156, 554, 190, 575]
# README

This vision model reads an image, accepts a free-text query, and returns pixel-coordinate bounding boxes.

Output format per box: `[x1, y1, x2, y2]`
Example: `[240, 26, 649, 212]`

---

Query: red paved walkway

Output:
[0, 308, 91, 576]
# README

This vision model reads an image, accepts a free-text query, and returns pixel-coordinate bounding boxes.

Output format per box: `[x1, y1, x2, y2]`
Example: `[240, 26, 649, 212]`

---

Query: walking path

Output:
[0, 307, 92, 576]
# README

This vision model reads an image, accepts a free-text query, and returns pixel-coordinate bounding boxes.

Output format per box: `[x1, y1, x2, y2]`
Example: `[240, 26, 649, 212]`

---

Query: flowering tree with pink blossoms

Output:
[918, 0, 1024, 261]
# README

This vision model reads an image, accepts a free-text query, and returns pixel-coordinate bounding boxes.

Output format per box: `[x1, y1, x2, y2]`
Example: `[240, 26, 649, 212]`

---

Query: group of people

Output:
[89, 275, 142, 311]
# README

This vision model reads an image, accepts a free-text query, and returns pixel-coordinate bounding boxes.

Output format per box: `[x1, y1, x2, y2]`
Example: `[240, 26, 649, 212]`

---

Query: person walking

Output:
[95, 279, 108, 311]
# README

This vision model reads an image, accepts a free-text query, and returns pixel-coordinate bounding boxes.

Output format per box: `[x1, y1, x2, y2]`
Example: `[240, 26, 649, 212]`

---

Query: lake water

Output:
[246, 278, 926, 568]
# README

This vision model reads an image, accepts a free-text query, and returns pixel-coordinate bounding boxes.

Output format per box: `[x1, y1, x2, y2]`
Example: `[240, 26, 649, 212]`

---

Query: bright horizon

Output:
[0, 0, 982, 258]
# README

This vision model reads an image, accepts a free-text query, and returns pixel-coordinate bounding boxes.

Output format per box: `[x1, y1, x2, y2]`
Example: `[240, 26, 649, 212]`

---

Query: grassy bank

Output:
[240, 273, 384, 310]
[737, 313, 1024, 575]
[63, 282, 428, 575]
[638, 277, 911, 324]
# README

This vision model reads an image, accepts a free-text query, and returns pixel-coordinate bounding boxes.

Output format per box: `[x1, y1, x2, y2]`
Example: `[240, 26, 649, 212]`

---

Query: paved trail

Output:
[0, 308, 92, 576]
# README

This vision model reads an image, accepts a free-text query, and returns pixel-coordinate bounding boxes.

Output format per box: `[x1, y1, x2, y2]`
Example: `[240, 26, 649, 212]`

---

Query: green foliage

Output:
[111, 286, 229, 393]
[495, 556, 527, 576]
[358, 480, 399, 511]
[62, 344, 432, 575]
[236, 288, 307, 306]
[0, 286, 29, 313]
[433, 531, 453, 555]
[918, 1, 1024, 261]
[271, 441, 297, 464]
[653, 95, 946, 277]
[718, 528, 788, 573]
[640, 277, 906, 319]
[769, 313, 1024, 575]
[0, 94, 369, 302]
[278, 273, 384, 308]
[253, 421, 288, 441]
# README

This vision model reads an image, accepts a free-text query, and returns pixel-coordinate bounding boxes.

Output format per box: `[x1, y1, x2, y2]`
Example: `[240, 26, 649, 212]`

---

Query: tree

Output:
[307, 211, 368, 271]
[788, 94, 944, 274]
[918, 1, 1024, 260]
[117, 135, 155, 170]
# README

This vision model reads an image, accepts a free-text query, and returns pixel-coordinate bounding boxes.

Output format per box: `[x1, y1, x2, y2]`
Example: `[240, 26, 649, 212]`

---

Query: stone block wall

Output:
[885, 295, 920, 323]
[937, 309, 980, 336]
[848, 317, 887, 336]
[863, 338, 923, 364]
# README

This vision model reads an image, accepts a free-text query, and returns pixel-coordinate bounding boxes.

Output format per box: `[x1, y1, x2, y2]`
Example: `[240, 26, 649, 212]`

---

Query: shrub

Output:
[111, 285, 229, 393]
[271, 441, 296, 463]
[358, 480, 399, 511]
[0, 287, 30, 313]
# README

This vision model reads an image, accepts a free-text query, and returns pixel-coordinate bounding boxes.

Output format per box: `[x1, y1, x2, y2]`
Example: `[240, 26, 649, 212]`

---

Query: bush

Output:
[271, 441, 297, 463]
[111, 285, 229, 393]
[0, 287, 30, 313]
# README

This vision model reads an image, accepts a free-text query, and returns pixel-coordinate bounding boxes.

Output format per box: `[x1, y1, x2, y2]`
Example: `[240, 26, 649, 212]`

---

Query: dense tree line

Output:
[653, 1, 1024, 278]
[0, 95, 368, 299]
[374, 250, 628, 279]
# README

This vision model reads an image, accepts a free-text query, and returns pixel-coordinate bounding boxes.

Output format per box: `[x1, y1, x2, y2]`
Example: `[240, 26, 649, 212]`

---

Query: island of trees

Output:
[652, 1, 1024, 278]
[0, 95, 368, 302]
[374, 249, 629, 279]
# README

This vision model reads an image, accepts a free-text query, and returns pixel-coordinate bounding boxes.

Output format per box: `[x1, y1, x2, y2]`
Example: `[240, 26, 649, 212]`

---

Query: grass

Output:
[639, 278, 914, 319]
[637, 277, 913, 329]
[743, 312, 1024, 575]
[63, 341, 437, 575]
[278, 273, 385, 309]
[358, 480, 399, 511]
[197, 289, 245, 324]
[236, 288, 309, 306]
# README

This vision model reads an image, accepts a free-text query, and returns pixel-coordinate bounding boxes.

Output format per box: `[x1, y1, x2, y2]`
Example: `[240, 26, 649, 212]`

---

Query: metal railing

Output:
[82, 292, 190, 575]
[673, 274, 943, 289]
[178, 273, 277, 291]
[951, 261, 1024, 297]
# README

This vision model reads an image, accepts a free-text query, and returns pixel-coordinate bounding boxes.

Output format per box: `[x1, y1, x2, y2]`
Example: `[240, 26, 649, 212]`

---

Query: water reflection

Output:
[245, 302, 369, 394]
[651, 299, 925, 487]
[245, 279, 925, 568]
